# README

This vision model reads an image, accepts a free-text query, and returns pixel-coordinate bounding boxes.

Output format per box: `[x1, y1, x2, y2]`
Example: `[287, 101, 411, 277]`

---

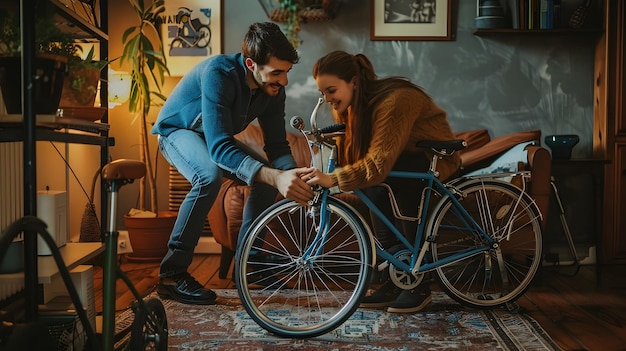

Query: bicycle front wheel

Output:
[235, 198, 373, 338]
[429, 179, 542, 308]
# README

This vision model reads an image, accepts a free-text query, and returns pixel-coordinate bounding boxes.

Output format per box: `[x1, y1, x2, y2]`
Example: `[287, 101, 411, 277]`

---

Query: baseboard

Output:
[195, 236, 221, 254]
[543, 245, 596, 266]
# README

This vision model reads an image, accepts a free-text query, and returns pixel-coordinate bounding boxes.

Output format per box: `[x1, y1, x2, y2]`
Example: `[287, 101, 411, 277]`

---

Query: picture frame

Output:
[370, 0, 453, 41]
[161, 0, 223, 76]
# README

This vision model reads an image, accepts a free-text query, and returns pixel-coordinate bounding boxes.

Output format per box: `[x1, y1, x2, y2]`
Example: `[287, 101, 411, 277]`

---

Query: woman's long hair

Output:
[313, 50, 430, 163]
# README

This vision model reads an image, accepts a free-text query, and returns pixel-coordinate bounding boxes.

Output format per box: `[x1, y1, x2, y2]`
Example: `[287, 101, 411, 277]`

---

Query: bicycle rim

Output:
[429, 179, 542, 308]
[236, 198, 372, 338]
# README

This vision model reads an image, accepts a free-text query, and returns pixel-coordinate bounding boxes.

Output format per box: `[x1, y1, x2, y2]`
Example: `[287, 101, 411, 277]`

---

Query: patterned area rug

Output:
[117, 290, 562, 351]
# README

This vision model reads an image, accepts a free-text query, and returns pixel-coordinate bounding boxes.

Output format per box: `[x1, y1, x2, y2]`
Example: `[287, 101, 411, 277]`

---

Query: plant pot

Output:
[59, 65, 100, 107]
[0, 55, 68, 114]
[123, 211, 177, 262]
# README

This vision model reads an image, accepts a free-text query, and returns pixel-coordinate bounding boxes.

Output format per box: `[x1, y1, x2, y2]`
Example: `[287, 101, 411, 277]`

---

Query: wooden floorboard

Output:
[93, 255, 626, 351]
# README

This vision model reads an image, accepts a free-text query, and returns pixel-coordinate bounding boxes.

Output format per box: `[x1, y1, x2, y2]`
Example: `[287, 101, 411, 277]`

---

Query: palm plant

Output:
[119, 0, 169, 213]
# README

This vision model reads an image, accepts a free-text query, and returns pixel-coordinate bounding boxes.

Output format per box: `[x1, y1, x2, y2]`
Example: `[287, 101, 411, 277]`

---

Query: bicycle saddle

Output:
[102, 159, 146, 181]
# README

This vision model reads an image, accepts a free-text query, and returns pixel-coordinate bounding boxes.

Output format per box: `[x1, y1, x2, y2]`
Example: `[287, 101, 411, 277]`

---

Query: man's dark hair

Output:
[242, 22, 299, 65]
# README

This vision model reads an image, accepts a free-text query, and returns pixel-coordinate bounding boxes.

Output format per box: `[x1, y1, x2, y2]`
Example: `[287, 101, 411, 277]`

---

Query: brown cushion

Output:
[455, 129, 491, 155]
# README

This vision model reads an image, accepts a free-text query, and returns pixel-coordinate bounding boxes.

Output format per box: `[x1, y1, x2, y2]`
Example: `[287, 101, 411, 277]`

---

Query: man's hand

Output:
[255, 166, 314, 205]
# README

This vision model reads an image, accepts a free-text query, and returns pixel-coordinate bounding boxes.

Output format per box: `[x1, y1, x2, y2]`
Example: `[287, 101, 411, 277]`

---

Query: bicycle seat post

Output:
[100, 159, 146, 351]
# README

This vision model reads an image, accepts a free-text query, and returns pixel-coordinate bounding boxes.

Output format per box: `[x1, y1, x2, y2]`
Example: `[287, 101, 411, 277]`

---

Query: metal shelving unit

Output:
[0, 0, 109, 320]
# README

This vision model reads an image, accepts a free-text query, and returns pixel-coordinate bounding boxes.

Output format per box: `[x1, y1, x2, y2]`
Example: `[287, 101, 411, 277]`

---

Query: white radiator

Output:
[0, 142, 24, 233]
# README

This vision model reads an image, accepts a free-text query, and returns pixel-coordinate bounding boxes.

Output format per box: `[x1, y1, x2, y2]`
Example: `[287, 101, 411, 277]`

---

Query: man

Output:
[151, 22, 314, 305]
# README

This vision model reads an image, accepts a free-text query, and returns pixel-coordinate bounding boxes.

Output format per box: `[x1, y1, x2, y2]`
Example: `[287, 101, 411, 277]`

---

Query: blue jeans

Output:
[157, 129, 278, 278]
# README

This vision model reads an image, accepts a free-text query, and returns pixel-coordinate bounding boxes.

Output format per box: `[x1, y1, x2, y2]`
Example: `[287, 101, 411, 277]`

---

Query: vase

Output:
[123, 211, 177, 262]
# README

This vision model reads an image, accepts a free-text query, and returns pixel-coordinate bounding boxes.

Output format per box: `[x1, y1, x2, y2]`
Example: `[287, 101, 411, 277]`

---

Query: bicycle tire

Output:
[235, 198, 373, 338]
[195, 25, 211, 48]
[129, 297, 168, 351]
[428, 178, 542, 308]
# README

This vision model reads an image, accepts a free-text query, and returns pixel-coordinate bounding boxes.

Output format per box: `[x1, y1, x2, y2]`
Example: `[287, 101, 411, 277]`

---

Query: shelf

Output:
[0, 242, 104, 300]
[0, 115, 111, 145]
[473, 28, 604, 36]
[50, 0, 108, 41]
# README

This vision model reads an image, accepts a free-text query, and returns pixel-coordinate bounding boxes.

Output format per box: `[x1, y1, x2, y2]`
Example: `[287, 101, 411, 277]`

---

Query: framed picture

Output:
[161, 0, 223, 76]
[370, 0, 453, 41]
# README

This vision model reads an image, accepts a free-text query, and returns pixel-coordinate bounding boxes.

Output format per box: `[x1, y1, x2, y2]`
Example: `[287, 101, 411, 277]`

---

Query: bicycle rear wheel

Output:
[235, 198, 373, 338]
[429, 179, 542, 308]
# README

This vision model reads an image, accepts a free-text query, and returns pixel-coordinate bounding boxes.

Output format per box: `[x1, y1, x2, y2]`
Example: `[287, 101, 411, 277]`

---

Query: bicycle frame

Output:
[297, 98, 531, 281]
[235, 99, 542, 338]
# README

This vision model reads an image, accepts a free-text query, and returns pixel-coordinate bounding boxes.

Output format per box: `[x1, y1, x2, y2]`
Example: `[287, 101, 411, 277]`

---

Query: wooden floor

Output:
[93, 255, 626, 351]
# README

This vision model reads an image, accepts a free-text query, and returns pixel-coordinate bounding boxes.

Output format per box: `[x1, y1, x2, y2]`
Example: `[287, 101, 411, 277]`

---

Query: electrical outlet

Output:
[117, 230, 133, 255]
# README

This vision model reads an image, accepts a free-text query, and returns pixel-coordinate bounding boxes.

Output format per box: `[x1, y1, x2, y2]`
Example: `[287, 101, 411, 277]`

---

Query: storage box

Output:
[37, 190, 67, 255]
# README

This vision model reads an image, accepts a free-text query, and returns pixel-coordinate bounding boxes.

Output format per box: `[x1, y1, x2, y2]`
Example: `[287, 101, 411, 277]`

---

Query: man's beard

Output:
[253, 70, 283, 96]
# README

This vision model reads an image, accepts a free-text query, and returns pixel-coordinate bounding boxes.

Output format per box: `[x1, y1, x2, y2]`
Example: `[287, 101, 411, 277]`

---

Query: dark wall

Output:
[223, 0, 599, 158]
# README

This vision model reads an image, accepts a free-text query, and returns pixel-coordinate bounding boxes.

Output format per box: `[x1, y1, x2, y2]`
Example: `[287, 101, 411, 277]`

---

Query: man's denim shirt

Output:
[152, 53, 297, 185]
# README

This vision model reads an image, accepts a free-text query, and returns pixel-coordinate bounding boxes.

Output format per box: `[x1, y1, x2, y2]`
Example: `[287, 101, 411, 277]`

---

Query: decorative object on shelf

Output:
[258, 0, 342, 48]
[544, 134, 579, 160]
[370, 0, 454, 41]
[475, 0, 506, 29]
[568, 0, 593, 28]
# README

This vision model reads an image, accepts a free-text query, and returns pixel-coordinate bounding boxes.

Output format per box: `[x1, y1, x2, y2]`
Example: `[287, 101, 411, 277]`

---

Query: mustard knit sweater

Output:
[333, 87, 461, 192]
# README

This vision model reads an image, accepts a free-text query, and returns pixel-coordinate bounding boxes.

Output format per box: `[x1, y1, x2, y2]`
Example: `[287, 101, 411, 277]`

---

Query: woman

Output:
[302, 50, 461, 313]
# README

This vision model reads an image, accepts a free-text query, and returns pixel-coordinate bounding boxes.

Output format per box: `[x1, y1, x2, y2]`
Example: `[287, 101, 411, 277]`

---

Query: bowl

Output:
[475, 16, 507, 29]
[544, 135, 580, 160]
[479, 5, 505, 17]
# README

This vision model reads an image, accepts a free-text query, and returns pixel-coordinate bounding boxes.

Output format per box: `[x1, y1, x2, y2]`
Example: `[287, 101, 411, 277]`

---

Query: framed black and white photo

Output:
[370, 0, 453, 41]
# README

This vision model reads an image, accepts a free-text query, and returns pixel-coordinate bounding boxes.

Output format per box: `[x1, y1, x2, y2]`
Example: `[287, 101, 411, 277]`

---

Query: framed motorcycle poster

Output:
[161, 0, 223, 76]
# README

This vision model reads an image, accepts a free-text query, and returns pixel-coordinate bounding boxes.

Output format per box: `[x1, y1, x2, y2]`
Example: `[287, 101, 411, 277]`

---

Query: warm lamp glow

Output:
[108, 69, 132, 108]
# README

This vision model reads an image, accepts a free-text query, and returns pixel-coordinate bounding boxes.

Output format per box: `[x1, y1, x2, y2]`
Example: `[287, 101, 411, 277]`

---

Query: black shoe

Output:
[386, 284, 432, 313]
[157, 272, 216, 305]
[360, 280, 402, 308]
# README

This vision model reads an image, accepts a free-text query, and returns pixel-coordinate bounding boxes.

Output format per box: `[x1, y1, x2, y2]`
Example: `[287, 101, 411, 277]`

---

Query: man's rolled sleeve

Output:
[235, 155, 265, 186]
[272, 154, 298, 171]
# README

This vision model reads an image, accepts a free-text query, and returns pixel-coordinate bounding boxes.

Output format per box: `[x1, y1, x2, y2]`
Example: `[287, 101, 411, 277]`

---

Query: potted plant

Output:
[261, 0, 342, 48]
[0, 2, 113, 115]
[118, 0, 174, 261]
[0, 3, 71, 114]
[58, 45, 112, 110]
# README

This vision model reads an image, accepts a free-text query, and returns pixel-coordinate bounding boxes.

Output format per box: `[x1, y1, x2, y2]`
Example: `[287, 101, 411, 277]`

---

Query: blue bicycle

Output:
[235, 98, 543, 338]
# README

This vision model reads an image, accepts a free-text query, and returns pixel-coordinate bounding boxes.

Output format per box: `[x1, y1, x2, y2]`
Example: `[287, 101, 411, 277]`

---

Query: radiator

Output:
[0, 142, 24, 233]
[168, 165, 211, 235]
[0, 142, 25, 300]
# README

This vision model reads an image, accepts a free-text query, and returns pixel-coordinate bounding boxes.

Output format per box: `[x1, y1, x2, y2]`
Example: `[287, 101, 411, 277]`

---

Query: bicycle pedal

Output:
[377, 261, 389, 271]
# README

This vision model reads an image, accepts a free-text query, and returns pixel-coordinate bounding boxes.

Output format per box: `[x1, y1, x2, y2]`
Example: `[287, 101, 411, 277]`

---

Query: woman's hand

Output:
[300, 167, 335, 188]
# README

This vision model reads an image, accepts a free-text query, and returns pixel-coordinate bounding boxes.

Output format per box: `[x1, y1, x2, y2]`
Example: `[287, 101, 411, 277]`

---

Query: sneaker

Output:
[360, 280, 402, 308]
[386, 285, 432, 313]
[157, 272, 216, 305]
